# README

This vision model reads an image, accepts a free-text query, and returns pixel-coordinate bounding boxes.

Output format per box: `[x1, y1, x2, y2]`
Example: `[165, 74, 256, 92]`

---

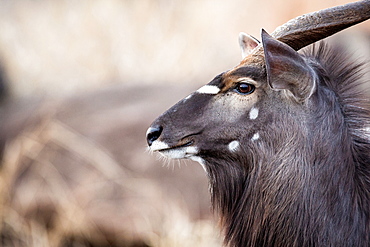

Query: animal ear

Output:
[239, 32, 260, 59]
[261, 29, 316, 102]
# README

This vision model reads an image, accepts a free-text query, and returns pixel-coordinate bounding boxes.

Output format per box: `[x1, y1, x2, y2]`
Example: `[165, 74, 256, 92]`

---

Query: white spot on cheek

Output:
[228, 140, 240, 152]
[150, 140, 169, 151]
[196, 85, 220, 94]
[249, 107, 259, 120]
[251, 133, 260, 141]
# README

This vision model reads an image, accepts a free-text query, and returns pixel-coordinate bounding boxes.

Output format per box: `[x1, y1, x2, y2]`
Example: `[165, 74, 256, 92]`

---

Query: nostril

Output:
[146, 125, 163, 146]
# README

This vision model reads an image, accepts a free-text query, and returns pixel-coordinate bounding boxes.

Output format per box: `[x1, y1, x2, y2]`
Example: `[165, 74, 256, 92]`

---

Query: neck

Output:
[206, 117, 369, 247]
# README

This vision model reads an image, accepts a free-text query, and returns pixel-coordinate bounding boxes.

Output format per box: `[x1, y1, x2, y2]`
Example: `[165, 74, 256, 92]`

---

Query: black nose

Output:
[146, 125, 163, 146]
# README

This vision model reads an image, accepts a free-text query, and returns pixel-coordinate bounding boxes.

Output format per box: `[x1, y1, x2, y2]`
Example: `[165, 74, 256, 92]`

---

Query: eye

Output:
[235, 83, 255, 95]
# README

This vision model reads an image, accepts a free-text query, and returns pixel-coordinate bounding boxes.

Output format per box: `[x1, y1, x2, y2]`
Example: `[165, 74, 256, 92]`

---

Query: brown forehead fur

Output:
[221, 48, 265, 92]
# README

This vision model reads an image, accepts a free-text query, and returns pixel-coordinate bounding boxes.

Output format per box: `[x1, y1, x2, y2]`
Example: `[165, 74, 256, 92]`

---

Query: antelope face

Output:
[147, 67, 266, 169]
[146, 31, 316, 171]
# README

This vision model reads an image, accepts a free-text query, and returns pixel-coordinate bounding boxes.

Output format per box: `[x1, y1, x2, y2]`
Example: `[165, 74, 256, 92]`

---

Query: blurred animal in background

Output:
[147, 0, 370, 246]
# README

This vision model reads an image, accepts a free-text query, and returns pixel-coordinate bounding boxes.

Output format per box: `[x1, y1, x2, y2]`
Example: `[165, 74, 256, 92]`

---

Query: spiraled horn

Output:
[272, 0, 370, 51]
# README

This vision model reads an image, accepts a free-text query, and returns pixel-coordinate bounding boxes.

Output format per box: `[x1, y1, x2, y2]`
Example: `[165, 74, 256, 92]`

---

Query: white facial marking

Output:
[228, 140, 240, 152]
[158, 146, 199, 159]
[189, 156, 207, 173]
[249, 107, 259, 120]
[196, 85, 220, 94]
[161, 149, 186, 159]
[150, 140, 170, 151]
[251, 133, 260, 141]
[185, 146, 198, 155]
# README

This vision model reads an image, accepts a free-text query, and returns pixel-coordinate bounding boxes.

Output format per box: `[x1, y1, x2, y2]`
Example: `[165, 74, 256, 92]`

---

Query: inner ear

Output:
[261, 29, 316, 102]
[239, 32, 260, 59]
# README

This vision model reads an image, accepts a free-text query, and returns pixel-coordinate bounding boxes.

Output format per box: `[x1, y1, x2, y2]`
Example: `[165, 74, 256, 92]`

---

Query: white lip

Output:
[150, 140, 170, 151]
[149, 140, 207, 173]
[150, 140, 198, 159]
[160, 146, 198, 159]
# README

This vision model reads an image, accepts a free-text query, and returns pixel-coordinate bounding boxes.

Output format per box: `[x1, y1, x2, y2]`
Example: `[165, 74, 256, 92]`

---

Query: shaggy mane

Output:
[304, 43, 370, 173]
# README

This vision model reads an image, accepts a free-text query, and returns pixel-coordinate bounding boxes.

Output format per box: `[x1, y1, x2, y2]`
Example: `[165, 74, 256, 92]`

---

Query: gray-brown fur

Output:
[147, 1, 370, 246]
[208, 43, 370, 246]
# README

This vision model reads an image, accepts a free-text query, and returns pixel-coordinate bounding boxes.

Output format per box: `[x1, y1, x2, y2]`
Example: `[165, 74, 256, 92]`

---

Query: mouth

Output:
[149, 140, 198, 159]
[157, 140, 193, 151]
[149, 138, 208, 173]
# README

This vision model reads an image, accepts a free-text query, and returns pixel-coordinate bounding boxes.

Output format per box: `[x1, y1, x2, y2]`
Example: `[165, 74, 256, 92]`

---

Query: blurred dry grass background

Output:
[0, 0, 369, 246]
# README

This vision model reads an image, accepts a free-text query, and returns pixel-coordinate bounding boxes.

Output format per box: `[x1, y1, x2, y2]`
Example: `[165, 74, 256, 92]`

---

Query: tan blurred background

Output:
[0, 0, 369, 246]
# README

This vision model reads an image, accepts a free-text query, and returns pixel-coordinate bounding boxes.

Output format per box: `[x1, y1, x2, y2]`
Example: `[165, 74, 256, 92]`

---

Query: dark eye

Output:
[235, 83, 255, 95]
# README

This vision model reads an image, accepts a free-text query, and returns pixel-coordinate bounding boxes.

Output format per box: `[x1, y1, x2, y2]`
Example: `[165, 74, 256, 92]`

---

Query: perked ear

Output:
[239, 32, 260, 59]
[261, 29, 316, 102]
